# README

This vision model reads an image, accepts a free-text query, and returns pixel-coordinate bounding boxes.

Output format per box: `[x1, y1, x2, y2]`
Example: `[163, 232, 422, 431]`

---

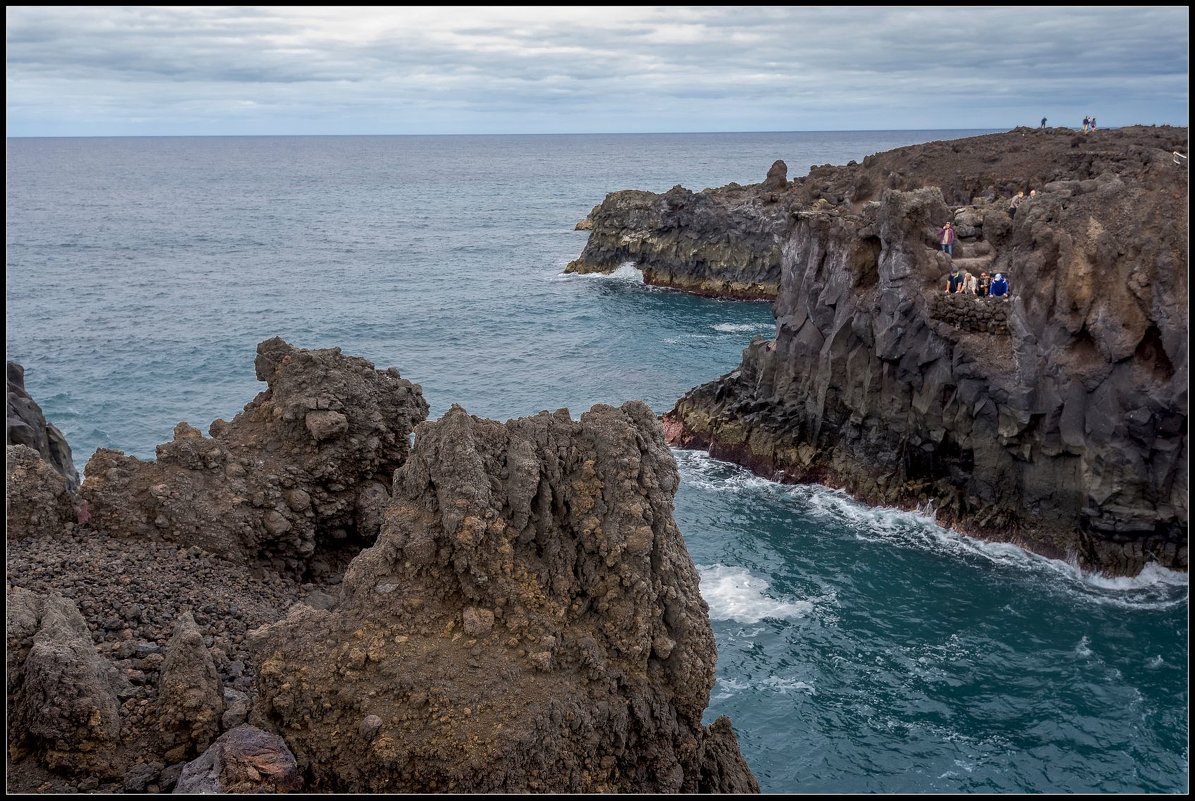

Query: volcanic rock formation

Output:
[657, 127, 1188, 576]
[7, 443, 79, 541]
[564, 168, 793, 299]
[7, 360, 80, 491]
[253, 402, 758, 792]
[81, 337, 429, 574]
[6, 587, 127, 778]
[7, 340, 759, 793]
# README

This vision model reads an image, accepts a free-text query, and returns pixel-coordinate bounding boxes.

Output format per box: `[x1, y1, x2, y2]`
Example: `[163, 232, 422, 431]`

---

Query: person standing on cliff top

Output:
[1090, 116, 1097, 132]
[1041, 117, 1047, 128]
[944, 266, 964, 294]
[977, 271, 991, 297]
[938, 221, 957, 256]
[1082, 116, 1090, 133]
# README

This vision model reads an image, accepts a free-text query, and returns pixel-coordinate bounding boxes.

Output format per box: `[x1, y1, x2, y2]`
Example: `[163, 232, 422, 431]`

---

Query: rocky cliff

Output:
[7, 360, 80, 492]
[661, 126, 1188, 576]
[564, 162, 794, 299]
[6, 340, 758, 793]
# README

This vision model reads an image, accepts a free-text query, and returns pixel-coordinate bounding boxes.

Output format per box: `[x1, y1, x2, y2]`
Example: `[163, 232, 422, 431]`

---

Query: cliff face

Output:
[565, 165, 794, 299]
[663, 128, 1188, 576]
[7, 361, 80, 492]
[253, 402, 758, 792]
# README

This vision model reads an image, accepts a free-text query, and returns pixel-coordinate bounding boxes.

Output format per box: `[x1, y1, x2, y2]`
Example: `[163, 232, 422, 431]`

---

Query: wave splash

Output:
[711, 322, 774, 334]
[555, 261, 643, 284]
[697, 563, 812, 623]
[676, 449, 1188, 610]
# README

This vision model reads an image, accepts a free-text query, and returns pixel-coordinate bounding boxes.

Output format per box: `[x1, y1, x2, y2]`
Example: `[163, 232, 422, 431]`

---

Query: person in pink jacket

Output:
[938, 221, 957, 256]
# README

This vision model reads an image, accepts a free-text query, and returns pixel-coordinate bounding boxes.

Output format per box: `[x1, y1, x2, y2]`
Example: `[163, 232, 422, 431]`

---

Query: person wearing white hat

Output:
[989, 273, 1009, 297]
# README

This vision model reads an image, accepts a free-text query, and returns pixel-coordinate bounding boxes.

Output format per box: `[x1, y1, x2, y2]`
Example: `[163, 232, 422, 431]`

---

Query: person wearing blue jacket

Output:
[989, 273, 1010, 297]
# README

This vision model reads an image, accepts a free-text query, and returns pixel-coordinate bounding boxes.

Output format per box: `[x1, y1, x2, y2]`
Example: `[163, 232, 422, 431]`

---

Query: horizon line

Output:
[8, 124, 1186, 140]
[6, 127, 1019, 140]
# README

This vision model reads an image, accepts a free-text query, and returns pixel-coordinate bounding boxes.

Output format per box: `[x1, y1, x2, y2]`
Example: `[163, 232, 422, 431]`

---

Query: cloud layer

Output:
[6, 6, 1189, 136]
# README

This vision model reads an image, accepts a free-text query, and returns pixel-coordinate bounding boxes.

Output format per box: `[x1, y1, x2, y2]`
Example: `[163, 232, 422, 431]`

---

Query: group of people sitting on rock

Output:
[944, 265, 1008, 298]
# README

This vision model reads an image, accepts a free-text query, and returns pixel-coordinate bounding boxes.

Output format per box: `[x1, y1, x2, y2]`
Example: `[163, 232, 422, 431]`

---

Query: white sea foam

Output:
[711, 674, 813, 700]
[1077, 561, 1189, 592]
[697, 563, 812, 623]
[758, 676, 816, 695]
[712, 676, 751, 700]
[676, 449, 1189, 610]
[711, 322, 774, 334]
[1146, 655, 1164, 669]
[673, 449, 789, 495]
[556, 260, 643, 283]
[663, 333, 716, 345]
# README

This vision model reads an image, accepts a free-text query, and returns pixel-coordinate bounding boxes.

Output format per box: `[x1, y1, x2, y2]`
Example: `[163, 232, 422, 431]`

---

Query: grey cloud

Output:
[4, 5, 1187, 136]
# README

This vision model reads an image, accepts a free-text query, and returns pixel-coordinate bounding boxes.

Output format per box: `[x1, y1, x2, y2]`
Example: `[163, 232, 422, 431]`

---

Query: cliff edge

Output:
[658, 127, 1188, 576]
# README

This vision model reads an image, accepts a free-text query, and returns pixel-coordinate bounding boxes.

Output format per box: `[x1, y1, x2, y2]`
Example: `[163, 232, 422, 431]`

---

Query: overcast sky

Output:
[5, 5, 1190, 136]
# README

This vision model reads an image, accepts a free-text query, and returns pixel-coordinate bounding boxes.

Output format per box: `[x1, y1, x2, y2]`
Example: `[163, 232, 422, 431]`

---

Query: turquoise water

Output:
[6, 132, 1188, 793]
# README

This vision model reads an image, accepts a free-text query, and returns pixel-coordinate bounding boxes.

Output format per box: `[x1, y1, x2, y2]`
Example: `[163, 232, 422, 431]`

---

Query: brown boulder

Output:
[6, 444, 77, 541]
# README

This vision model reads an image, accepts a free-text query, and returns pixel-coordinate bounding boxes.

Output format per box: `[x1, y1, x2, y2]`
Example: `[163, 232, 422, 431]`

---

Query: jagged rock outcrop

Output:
[174, 725, 303, 794]
[157, 612, 225, 762]
[6, 587, 126, 776]
[664, 129, 1188, 576]
[253, 402, 759, 792]
[7, 444, 78, 540]
[7, 360, 80, 492]
[761, 159, 789, 192]
[81, 338, 429, 572]
[564, 175, 792, 299]
[7, 342, 757, 792]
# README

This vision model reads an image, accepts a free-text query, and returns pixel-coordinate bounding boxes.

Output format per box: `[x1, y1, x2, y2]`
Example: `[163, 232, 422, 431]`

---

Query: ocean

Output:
[6, 131, 1188, 793]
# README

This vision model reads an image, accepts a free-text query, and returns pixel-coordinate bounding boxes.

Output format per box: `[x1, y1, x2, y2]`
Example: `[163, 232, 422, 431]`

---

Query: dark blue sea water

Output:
[6, 132, 1189, 794]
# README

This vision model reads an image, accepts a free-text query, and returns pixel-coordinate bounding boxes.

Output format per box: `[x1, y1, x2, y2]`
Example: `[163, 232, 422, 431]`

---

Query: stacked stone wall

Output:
[930, 292, 1010, 334]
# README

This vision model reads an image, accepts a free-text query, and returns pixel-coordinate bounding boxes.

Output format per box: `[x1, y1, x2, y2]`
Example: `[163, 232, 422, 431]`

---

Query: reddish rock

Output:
[174, 725, 302, 793]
